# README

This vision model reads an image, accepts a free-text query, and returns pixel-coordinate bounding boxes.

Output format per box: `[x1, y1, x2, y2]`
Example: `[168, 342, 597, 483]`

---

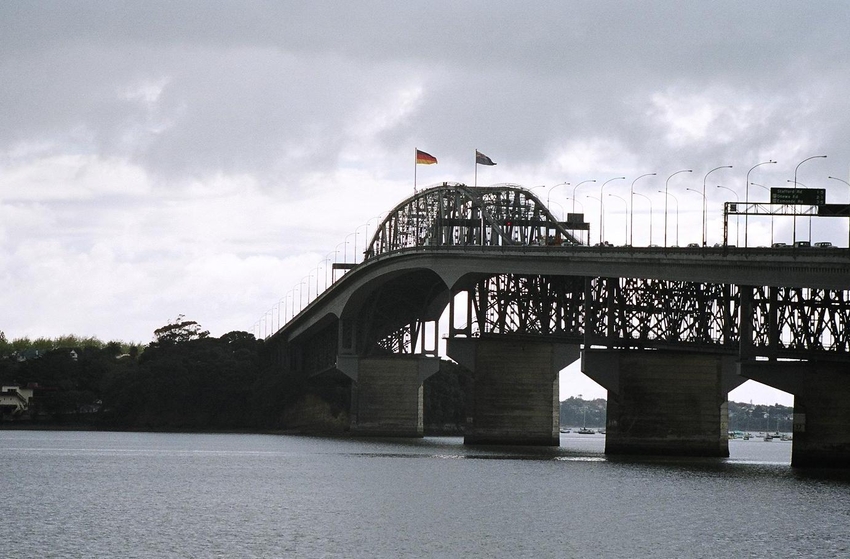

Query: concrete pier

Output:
[741, 361, 850, 468]
[583, 350, 743, 457]
[447, 338, 579, 446]
[337, 355, 440, 437]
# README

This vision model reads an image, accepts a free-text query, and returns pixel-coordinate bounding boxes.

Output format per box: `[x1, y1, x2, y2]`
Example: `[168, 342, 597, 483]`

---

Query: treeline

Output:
[0, 324, 795, 433]
[0, 319, 472, 432]
[0, 331, 139, 356]
[728, 401, 793, 432]
[0, 329, 298, 430]
[560, 396, 607, 428]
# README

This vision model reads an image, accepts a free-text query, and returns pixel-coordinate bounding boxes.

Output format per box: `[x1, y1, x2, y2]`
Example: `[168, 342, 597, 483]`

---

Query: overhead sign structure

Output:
[817, 204, 850, 217]
[770, 187, 826, 205]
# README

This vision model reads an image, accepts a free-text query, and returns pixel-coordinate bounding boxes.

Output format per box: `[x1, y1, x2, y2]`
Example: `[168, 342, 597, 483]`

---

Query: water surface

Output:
[1, 431, 848, 558]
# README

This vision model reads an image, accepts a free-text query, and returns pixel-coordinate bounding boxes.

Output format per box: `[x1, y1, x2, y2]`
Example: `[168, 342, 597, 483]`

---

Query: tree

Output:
[152, 315, 210, 346]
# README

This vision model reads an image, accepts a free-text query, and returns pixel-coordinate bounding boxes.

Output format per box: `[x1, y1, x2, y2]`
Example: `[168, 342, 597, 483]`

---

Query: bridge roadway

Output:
[281, 245, 849, 341]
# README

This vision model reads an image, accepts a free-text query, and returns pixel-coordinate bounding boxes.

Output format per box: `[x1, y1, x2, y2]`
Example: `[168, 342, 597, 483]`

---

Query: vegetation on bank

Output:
[1, 321, 794, 433]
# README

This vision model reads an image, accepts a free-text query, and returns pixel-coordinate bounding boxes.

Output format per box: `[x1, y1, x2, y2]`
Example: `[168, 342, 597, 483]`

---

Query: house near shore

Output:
[0, 385, 35, 418]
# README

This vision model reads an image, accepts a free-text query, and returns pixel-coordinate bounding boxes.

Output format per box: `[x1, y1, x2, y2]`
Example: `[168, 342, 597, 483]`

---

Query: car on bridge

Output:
[814, 241, 838, 249]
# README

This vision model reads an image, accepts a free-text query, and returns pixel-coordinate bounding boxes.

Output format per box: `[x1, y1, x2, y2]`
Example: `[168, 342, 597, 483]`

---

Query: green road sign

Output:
[770, 187, 826, 205]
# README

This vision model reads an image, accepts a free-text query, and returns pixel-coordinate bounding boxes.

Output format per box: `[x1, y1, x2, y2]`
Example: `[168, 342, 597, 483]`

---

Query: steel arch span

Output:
[365, 183, 581, 258]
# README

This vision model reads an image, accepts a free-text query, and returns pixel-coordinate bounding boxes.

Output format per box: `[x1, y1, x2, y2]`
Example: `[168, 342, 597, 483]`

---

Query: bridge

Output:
[264, 183, 850, 468]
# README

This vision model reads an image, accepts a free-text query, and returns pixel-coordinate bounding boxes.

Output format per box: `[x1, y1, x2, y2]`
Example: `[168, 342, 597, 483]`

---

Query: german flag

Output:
[416, 149, 438, 165]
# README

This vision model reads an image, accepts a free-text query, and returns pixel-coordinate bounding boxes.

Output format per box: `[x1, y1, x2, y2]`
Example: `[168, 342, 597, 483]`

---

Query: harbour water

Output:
[2, 430, 848, 558]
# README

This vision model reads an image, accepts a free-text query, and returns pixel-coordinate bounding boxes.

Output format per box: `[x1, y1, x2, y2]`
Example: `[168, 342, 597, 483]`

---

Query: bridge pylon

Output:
[447, 337, 579, 446]
[583, 349, 744, 457]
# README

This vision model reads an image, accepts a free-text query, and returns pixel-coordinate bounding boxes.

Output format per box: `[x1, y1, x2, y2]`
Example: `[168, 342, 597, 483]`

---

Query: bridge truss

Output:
[366, 183, 582, 257]
[450, 274, 850, 362]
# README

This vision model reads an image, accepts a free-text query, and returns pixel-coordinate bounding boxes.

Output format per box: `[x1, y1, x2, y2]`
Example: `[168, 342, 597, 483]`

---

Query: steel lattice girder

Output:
[456, 274, 849, 360]
[366, 184, 580, 257]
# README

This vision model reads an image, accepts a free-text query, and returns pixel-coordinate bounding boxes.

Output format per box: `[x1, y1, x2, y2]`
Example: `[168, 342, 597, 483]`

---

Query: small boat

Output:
[577, 407, 595, 434]
[559, 428, 571, 433]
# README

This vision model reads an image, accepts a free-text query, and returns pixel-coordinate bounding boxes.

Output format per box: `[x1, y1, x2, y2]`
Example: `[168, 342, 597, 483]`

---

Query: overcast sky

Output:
[3, 2, 848, 404]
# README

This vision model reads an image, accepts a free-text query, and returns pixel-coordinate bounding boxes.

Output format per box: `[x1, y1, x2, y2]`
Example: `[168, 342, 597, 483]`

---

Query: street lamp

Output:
[570, 180, 595, 246]
[750, 182, 775, 246]
[665, 170, 692, 247]
[571, 180, 596, 214]
[717, 185, 739, 246]
[685, 188, 706, 245]
[633, 192, 653, 246]
[659, 190, 680, 246]
[600, 177, 625, 245]
[630, 173, 656, 246]
[608, 193, 628, 246]
[300, 274, 313, 310]
[345, 232, 357, 262]
[792, 155, 827, 244]
[827, 175, 850, 192]
[745, 160, 776, 247]
[828, 176, 850, 247]
[703, 165, 733, 247]
[788, 180, 814, 242]
[587, 195, 604, 245]
[547, 182, 570, 206]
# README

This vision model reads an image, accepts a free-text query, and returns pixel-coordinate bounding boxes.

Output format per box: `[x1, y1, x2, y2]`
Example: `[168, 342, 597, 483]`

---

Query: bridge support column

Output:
[741, 361, 850, 468]
[447, 338, 579, 446]
[582, 350, 742, 457]
[337, 355, 440, 437]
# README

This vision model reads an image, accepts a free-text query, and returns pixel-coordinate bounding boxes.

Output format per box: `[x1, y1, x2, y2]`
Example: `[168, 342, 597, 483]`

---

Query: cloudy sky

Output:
[3, 2, 849, 404]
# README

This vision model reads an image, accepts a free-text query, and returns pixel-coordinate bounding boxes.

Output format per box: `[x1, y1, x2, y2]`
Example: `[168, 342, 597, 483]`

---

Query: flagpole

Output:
[474, 149, 478, 187]
[414, 147, 417, 192]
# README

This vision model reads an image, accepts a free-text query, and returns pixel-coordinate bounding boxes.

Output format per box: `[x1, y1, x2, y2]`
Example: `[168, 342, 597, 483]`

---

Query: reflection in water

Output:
[1, 431, 848, 558]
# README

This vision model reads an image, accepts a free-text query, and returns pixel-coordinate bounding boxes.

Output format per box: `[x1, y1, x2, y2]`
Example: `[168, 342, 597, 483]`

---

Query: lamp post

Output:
[788, 180, 814, 242]
[587, 195, 604, 245]
[717, 185, 739, 246]
[750, 182, 774, 246]
[633, 192, 653, 246]
[659, 190, 680, 246]
[630, 173, 656, 246]
[571, 180, 595, 245]
[300, 274, 313, 310]
[685, 188, 706, 245]
[549, 201, 566, 222]
[600, 177, 625, 245]
[547, 182, 570, 207]
[571, 180, 596, 213]
[828, 176, 850, 247]
[608, 193, 628, 246]
[344, 232, 357, 262]
[354, 223, 370, 263]
[665, 170, 692, 247]
[702, 166, 732, 247]
[792, 155, 827, 244]
[745, 160, 776, 247]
